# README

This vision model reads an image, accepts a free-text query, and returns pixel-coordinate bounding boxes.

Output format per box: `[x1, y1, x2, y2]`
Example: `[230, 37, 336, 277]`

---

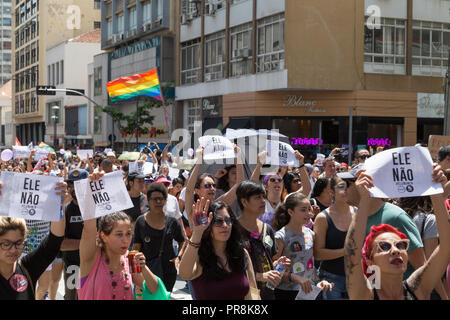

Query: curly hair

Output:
[198, 201, 247, 281]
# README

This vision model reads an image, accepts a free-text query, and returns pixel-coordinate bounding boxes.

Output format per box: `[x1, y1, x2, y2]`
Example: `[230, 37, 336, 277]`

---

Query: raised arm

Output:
[294, 151, 311, 197]
[344, 170, 374, 300]
[79, 172, 104, 278]
[184, 146, 203, 227]
[178, 198, 211, 281]
[50, 181, 69, 237]
[407, 165, 450, 298]
[217, 145, 244, 206]
[161, 141, 172, 163]
[250, 151, 267, 182]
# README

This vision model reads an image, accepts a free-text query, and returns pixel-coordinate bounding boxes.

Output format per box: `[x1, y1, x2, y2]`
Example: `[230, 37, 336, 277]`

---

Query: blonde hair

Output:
[0, 217, 27, 237]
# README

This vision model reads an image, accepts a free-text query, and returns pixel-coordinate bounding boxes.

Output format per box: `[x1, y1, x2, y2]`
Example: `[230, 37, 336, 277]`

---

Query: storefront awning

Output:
[202, 118, 223, 134]
[224, 118, 251, 130]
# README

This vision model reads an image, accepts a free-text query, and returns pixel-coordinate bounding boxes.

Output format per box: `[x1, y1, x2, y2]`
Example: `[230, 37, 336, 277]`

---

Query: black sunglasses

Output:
[213, 217, 233, 227]
[359, 155, 370, 159]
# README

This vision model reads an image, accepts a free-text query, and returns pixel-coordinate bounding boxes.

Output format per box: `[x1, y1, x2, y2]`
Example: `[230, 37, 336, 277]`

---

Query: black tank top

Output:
[373, 281, 418, 300]
[320, 210, 347, 276]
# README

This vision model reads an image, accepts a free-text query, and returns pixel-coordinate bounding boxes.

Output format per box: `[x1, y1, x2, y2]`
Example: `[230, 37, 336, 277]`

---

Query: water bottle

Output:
[266, 263, 285, 290]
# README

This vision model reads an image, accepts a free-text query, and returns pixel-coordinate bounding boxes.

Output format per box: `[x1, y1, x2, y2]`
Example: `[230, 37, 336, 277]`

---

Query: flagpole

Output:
[136, 96, 139, 151]
[155, 68, 169, 135]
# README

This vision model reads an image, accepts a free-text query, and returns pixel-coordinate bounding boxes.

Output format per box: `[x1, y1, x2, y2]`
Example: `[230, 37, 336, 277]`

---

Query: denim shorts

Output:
[318, 269, 349, 300]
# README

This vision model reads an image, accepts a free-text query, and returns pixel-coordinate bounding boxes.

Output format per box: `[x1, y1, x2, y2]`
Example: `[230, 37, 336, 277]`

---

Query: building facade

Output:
[45, 29, 103, 149]
[99, 0, 177, 150]
[0, 80, 13, 147]
[12, 0, 101, 145]
[0, 0, 12, 86]
[175, 0, 448, 158]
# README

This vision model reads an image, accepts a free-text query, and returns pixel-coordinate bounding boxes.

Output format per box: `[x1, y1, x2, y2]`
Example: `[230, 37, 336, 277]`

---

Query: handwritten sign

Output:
[199, 135, 236, 161]
[364, 146, 443, 198]
[128, 161, 143, 173]
[266, 140, 299, 167]
[13, 146, 31, 159]
[77, 149, 94, 160]
[74, 171, 133, 220]
[428, 135, 450, 160]
[0, 172, 63, 221]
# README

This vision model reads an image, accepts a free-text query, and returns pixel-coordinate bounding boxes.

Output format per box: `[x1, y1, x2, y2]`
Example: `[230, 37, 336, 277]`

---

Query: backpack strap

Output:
[18, 260, 35, 297]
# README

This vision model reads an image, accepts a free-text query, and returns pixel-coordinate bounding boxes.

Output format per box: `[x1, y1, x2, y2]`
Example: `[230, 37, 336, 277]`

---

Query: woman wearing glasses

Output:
[178, 199, 258, 300]
[344, 166, 450, 300]
[0, 181, 68, 300]
[313, 176, 356, 299]
[133, 182, 185, 292]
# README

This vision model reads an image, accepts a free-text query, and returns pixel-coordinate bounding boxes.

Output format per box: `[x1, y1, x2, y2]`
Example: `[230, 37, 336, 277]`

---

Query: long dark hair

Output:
[194, 173, 215, 202]
[311, 177, 329, 198]
[398, 196, 432, 218]
[272, 193, 308, 231]
[216, 165, 235, 192]
[198, 201, 247, 281]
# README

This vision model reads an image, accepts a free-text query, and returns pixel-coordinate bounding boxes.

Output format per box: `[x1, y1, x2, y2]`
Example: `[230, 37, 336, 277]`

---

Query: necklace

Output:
[104, 255, 131, 300]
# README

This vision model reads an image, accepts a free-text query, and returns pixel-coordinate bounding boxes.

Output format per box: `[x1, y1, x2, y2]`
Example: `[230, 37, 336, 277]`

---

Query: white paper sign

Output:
[224, 128, 258, 140]
[266, 140, 299, 167]
[77, 149, 94, 160]
[0, 172, 63, 221]
[168, 167, 179, 180]
[364, 146, 443, 198]
[13, 146, 31, 159]
[142, 162, 155, 175]
[316, 153, 325, 166]
[34, 147, 50, 161]
[74, 171, 133, 220]
[104, 148, 113, 154]
[295, 285, 322, 300]
[128, 161, 143, 173]
[199, 135, 236, 161]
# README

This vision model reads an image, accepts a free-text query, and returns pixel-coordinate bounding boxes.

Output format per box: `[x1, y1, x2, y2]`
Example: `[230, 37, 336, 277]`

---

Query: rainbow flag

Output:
[106, 68, 162, 102]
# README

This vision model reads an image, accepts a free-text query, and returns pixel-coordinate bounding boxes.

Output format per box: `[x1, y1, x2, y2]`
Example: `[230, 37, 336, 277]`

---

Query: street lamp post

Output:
[52, 105, 60, 149]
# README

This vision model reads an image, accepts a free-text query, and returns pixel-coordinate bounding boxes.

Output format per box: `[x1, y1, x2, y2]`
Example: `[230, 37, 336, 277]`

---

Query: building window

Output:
[412, 20, 450, 77]
[230, 23, 253, 77]
[143, 1, 152, 24]
[129, 6, 137, 29]
[31, 91, 36, 112]
[47, 65, 51, 85]
[156, 0, 163, 20]
[94, 21, 101, 29]
[205, 31, 225, 81]
[187, 99, 202, 134]
[52, 64, 55, 86]
[117, 14, 124, 34]
[106, 18, 113, 39]
[94, 106, 102, 134]
[364, 17, 406, 75]
[181, 38, 201, 85]
[257, 13, 285, 73]
[94, 0, 101, 9]
[94, 67, 102, 96]
[56, 62, 59, 85]
[60, 61, 64, 84]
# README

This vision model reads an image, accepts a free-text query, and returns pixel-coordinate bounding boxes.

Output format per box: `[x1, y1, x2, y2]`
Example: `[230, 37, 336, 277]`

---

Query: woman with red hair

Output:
[344, 165, 450, 300]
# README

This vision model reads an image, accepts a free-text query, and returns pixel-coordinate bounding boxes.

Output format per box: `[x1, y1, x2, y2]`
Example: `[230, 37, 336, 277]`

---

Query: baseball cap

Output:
[127, 170, 145, 180]
[337, 163, 365, 180]
[107, 151, 116, 157]
[155, 176, 171, 185]
[67, 169, 89, 182]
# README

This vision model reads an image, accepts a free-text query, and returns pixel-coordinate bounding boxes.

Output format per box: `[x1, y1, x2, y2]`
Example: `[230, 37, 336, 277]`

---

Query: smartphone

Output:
[310, 199, 317, 207]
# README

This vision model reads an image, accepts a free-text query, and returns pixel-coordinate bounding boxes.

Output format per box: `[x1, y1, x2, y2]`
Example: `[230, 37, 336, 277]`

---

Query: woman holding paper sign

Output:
[0, 180, 68, 300]
[344, 166, 450, 300]
[78, 172, 163, 300]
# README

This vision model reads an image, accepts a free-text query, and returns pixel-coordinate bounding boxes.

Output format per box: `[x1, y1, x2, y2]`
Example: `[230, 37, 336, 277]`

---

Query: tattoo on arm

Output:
[344, 227, 359, 287]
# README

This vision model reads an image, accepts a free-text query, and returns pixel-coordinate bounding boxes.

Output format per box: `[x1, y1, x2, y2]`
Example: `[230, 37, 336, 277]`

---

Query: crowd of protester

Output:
[0, 139, 449, 301]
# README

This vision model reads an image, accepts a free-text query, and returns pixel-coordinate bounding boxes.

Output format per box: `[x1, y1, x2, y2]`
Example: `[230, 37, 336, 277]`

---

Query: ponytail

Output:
[272, 192, 308, 231]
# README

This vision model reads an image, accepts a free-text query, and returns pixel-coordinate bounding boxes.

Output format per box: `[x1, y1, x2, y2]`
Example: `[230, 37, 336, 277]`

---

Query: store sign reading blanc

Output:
[283, 95, 326, 113]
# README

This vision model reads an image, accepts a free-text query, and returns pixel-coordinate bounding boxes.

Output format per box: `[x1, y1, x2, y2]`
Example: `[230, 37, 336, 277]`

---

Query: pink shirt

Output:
[78, 249, 134, 300]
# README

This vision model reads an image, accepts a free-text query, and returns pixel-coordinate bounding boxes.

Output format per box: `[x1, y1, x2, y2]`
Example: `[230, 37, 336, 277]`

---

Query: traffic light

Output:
[36, 85, 56, 95]
[66, 88, 85, 96]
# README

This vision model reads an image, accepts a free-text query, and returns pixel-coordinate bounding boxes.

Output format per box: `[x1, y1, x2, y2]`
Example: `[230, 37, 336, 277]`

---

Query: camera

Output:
[142, 147, 151, 155]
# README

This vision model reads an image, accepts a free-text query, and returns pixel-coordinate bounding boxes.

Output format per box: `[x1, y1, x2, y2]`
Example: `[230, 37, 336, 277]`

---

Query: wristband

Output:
[187, 238, 201, 248]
